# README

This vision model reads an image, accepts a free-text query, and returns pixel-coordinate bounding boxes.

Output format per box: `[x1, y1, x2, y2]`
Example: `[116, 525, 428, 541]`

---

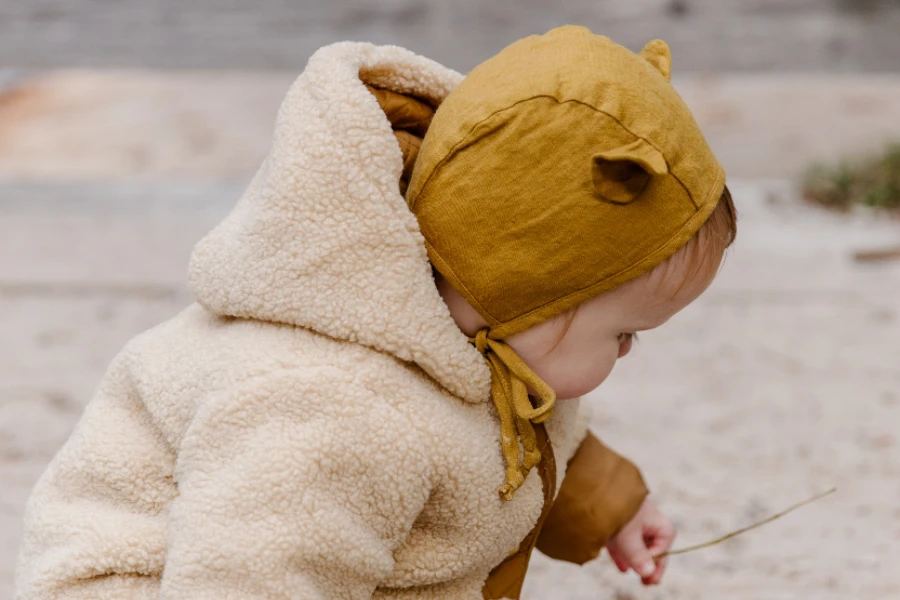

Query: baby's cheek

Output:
[544, 345, 620, 400]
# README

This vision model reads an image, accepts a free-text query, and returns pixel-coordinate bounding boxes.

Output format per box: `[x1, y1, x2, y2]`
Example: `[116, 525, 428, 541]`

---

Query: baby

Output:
[16, 26, 735, 600]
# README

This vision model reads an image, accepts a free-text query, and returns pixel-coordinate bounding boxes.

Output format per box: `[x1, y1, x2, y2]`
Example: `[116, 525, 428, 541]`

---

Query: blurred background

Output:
[2, 1, 900, 599]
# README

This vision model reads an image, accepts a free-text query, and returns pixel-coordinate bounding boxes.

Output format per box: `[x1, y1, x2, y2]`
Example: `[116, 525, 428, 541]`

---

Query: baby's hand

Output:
[606, 496, 675, 586]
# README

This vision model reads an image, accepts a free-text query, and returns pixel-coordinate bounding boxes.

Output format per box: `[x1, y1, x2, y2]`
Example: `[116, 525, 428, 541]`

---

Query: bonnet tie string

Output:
[471, 329, 556, 501]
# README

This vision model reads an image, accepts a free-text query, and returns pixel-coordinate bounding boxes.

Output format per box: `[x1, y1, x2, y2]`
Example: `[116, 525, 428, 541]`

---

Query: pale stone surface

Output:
[4, 71, 900, 182]
[1, 180, 899, 598]
[0, 72, 286, 182]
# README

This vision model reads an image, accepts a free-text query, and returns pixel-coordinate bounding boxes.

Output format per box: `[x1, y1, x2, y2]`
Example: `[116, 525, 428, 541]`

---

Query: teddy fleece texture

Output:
[15, 42, 591, 599]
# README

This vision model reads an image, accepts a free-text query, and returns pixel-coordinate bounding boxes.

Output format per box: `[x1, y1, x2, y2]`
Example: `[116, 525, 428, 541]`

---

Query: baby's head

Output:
[404, 25, 735, 497]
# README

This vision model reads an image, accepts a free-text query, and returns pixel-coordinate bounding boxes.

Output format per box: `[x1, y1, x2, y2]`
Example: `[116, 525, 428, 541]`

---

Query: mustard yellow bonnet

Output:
[406, 25, 726, 499]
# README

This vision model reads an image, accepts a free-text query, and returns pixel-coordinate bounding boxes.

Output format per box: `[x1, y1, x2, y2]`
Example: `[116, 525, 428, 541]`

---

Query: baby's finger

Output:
[647, 524, 676, 558]
[606, 547, 629, 573]
[637, 531, 670, 586]
[650, 519, 677, 552]
[611, 536, 655, 579]
[643, 556, 668, 586]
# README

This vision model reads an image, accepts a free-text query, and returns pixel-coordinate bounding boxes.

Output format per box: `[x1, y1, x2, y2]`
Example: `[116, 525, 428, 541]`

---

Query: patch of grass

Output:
[802, 143, 900, 212]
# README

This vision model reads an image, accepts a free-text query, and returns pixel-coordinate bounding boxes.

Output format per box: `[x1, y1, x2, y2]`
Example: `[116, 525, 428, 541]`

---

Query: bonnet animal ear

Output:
[639, 39, 672, 81]
[592, 138, 669, 205]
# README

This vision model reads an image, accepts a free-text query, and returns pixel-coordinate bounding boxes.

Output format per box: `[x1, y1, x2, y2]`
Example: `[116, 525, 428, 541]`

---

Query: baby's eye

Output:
[617, 333, 637, 358]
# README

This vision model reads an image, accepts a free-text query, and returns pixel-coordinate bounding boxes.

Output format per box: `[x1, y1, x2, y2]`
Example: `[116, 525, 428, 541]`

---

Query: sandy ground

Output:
[1, 70, 900, 598]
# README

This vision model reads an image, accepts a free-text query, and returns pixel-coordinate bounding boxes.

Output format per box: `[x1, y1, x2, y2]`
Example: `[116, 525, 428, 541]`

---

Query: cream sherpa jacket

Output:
[16, 42, 648, 600]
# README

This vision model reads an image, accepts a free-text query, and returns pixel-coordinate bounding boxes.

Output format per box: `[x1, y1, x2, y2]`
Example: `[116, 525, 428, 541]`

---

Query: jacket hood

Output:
[188, 41, 491, 403]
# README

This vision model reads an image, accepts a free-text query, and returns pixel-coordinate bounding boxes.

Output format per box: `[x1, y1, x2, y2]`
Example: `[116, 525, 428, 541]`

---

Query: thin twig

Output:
[654, 487, 837, 559]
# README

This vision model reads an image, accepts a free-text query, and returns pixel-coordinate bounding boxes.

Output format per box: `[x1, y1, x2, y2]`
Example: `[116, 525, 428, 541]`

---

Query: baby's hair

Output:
[657, 186, 737, 298]
[552, 188, 737, 348]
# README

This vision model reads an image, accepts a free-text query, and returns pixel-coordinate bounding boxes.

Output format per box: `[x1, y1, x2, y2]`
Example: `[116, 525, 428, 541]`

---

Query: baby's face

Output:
[506, 251, 720, 400]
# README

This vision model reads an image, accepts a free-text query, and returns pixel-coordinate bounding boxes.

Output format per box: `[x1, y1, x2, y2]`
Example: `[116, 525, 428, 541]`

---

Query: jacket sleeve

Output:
[159, 369, 432, 599]
[535, 431, 649, 565]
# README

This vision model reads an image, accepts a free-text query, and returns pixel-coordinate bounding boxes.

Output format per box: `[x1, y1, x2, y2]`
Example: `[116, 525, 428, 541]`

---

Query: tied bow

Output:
[471, 329, 556, 501]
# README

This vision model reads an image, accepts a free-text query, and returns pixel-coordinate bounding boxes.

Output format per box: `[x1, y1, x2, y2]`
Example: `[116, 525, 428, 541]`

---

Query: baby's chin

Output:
[526, 382, 590, 402]
[551, 380, 601, 401]
[547, 367, 616, 400]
